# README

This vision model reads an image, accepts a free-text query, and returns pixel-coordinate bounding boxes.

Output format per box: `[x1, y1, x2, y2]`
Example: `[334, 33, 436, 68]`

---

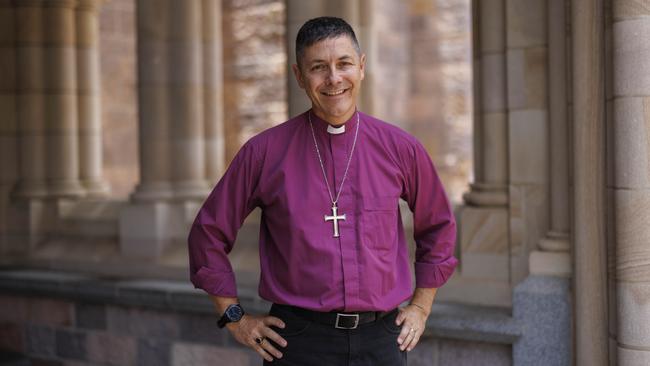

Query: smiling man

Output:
[188, 17, 458, 365]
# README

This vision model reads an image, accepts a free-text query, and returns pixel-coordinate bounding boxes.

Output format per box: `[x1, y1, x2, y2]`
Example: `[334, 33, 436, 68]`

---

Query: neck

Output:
[313, 108, 356, 126]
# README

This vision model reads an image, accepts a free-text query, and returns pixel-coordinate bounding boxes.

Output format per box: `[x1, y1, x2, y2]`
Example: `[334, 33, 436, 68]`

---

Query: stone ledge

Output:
[0, 268, 522, 345]
[427, 303, 520, 344]
[0, 269, 268, 315]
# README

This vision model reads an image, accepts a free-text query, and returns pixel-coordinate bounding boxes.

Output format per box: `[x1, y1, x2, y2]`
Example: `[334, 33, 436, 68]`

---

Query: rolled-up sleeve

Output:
[187, 141, 261, 297]
[403, 140, 458, 288]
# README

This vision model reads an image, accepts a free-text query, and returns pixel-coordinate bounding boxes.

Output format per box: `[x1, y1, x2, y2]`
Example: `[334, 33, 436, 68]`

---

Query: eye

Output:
[311, 64, 326, 72]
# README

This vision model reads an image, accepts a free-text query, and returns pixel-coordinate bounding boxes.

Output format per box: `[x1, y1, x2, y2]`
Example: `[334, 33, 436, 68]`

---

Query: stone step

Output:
[58, 199, 125, 238]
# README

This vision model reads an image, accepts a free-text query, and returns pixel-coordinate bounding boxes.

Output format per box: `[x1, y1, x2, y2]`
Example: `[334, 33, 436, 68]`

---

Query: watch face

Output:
[226, 305, 243, 322]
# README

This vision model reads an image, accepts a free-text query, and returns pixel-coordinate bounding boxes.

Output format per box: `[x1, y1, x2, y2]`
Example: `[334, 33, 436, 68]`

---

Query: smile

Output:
[321, 89, 347, 96]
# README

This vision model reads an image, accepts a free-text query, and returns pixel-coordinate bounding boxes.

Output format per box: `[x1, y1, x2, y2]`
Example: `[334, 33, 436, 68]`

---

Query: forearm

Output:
[210, 295, 240, 316]
[409, 287, 437, 316]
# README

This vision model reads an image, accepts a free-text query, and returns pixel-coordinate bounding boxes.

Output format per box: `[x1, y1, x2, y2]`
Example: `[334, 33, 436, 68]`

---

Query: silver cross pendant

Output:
[324, 205, 346, 238]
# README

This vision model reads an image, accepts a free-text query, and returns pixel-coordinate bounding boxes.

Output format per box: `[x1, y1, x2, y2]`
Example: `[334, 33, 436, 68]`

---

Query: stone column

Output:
[572, 0, 609, 364]
[357, 0, 375, 115]
[202, 0, 225, 183]
[605, 0, 617, 362]
[505, 0, 549, 285]
[76, 0, 108, 196]
[529, 0, 571, 277]
[123, 0, 177, 259]
[12, 0, 48, 199]
[453, 0, 511, 307]
[286, 0, 324, 117]
[43, 0, 84, 197]
[131, 0, 173, 201]
[611, 1, 650, 364]
[132, 0, 213, 201]
[122, 0, 223, 258]
[0, 0, 17, 254]
[167, 0, 210, 199]
[463, 0, 509, 207]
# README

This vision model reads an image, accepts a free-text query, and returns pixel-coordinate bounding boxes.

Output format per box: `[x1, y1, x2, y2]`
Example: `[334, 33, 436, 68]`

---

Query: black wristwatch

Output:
[217, 303, 245, 328]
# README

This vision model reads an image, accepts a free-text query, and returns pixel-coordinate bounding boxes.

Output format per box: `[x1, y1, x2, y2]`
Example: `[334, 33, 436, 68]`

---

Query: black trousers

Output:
[263, 304, 408, 366]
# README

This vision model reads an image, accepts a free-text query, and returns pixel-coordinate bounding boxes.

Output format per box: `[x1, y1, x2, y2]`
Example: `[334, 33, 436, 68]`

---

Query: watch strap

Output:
[217, 303, 244, 328]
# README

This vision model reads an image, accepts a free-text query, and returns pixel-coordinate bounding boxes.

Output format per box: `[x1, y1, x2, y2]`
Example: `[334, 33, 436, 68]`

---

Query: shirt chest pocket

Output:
[361, 196, 399, 251]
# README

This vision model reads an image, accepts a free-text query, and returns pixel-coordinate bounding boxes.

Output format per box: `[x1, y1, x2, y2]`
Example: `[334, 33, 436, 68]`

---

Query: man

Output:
[188, 17, 457, 365]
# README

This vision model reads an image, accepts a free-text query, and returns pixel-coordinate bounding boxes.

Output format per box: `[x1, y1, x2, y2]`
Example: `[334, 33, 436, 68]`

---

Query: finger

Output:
[406, 329, 422, 352]
[402, 324, 419, 351]
[396, 322, 411, 346]
[395, 309, 406, 326]
[264, 316, 286, 329]
[263, 327, 288, 348]
[260, 338, 283, 359]
[400, 326, 416, 351]
[254, 344, 274, 362]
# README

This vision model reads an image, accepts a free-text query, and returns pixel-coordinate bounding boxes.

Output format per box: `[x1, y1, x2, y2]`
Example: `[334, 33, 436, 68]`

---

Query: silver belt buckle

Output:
[335, 313, 360, 329]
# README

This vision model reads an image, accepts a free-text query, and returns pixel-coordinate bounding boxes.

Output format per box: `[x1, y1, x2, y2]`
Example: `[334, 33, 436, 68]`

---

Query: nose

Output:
[326, 67, 343, 84]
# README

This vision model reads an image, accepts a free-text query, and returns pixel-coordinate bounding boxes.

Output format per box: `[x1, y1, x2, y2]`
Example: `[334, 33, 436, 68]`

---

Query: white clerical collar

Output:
[327, 124, 346, 134]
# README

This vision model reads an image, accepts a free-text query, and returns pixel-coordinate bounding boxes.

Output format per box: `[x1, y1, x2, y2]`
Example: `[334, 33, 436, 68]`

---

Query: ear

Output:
[359, 53, 366, 81]
[292, 63, 305, 89]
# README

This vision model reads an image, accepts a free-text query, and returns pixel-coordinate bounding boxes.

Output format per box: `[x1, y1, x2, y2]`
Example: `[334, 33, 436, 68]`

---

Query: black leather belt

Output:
[274, 304, 396, 330]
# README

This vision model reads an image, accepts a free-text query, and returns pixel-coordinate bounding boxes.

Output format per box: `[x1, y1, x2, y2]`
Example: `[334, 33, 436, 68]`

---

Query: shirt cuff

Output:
[414, 256, 459, 288]
[190, 266, 238, 297]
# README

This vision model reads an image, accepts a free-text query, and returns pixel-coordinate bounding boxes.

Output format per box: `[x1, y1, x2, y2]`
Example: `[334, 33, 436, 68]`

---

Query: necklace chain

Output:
[308, 111, 360, 206]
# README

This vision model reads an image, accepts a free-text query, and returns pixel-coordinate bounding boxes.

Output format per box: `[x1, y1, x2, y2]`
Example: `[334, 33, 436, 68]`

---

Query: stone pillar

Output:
[453, 0, 511, 306]
[505, 0, 549, 285]
[131, 0, 173, 201]
[611, 1, 650, 364]
[529, 0, 571, 278]
[13, 0, 107, 200]
[286, 0, 324, 117]
[572, 0, 609, 364]
[122, 0, 223, 259]
[12, 0, 48, 199]
[43, 0, 85, 197]
[0, 0, 17, 254]
[463, 0, 509, 206]
[167, 0, 210, 199]
[604, 0, 617, 362]
[357, 0, 375, 115]
[470, 0, 482, 183]
[202, 0, 225, 183]
[76, 0, 108, 196]
[132, 0, 213, 201]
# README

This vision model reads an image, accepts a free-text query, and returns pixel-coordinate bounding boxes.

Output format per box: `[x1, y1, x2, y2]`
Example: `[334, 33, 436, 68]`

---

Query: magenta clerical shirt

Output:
[188, 110, 458, 312]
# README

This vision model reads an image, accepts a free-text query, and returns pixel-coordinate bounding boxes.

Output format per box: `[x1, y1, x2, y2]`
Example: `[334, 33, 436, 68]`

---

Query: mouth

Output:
[321, 88, 348, 97]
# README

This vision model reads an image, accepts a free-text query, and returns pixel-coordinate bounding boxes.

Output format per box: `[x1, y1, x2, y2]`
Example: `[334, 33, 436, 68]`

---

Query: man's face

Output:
[292, 36, 366, 126]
